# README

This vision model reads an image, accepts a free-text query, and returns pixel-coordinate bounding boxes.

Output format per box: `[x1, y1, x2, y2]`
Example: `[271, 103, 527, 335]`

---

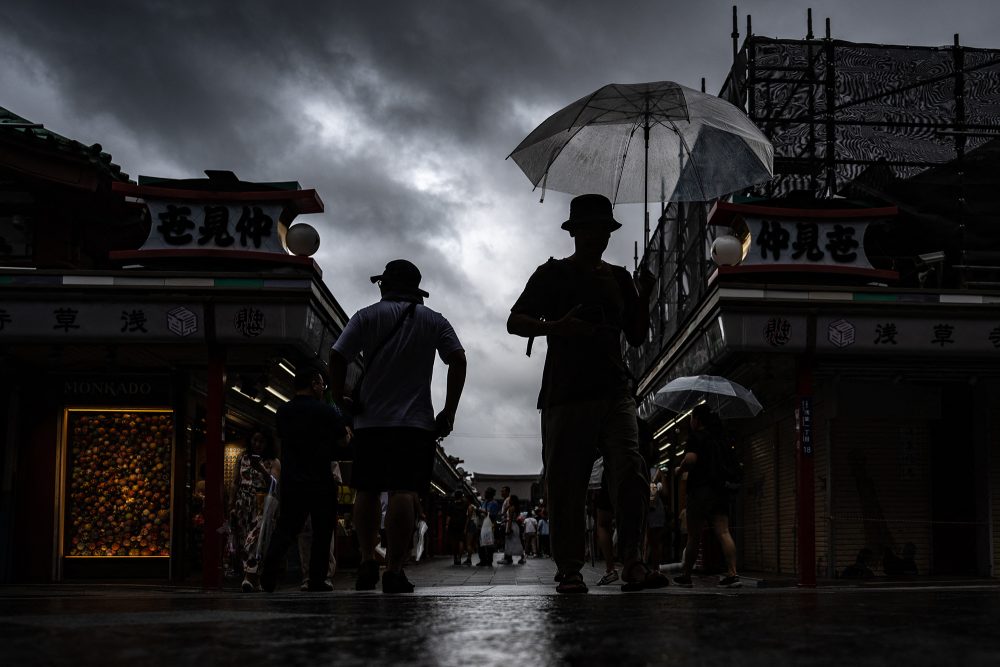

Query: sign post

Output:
[795, 356, 816, 587]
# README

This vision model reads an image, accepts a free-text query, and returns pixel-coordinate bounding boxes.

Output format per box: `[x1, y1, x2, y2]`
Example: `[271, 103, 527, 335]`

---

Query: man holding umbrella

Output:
[507, 193, 666, 593]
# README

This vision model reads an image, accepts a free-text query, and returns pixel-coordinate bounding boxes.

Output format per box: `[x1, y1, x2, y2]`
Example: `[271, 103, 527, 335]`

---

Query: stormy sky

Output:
[3, 0, 997, 475]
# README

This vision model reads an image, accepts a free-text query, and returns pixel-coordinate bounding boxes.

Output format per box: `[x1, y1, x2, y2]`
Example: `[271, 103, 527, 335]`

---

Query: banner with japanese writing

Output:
[743, 217, 877, 270]
[141, 200, 285, 253]
[0, 302, 203, 341]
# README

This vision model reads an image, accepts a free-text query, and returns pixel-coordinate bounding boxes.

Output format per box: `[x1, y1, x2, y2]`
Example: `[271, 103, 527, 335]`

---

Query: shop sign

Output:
[214, 303, 309, 342]
[63, 375, 172, 403]
[816, 316, 1000, 353]
[140, 200, 285, 253]
[719, 313, 808, 351]
[743, 216, 876, 271]
[0, 302, 204, 341]
[796, 397, 813, 457]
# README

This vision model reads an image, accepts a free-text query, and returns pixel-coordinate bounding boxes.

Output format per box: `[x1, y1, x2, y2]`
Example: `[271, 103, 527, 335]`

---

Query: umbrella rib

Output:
[664, 117, 709, 200]
[563, 87, 608, 137]
[611, 119, 642, 205]
[534, 122, 599, 188]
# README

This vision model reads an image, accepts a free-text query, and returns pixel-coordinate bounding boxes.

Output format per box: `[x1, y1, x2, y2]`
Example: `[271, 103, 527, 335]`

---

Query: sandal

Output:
[621, 564, 670, 592]
[596, 569, 619, 586]
[556, 571, 588, 594]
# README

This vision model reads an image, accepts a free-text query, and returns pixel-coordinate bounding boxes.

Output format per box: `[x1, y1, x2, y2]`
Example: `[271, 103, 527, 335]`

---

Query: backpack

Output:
[708, 434, 743, 494]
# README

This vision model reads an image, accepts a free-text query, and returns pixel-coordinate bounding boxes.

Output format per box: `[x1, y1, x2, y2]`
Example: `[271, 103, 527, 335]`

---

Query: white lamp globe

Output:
[711, 234, 743, 266]
[286, 223, 320, 256]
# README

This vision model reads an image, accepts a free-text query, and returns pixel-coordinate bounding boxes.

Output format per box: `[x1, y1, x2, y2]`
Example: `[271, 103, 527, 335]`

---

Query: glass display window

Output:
[62, 408, 174, 559]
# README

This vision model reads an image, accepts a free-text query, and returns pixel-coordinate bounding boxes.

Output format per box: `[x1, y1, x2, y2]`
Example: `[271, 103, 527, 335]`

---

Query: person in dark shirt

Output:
[261, 364, 350, 592]
[673, 404, 741, 588]
[507, 193, 663, 594]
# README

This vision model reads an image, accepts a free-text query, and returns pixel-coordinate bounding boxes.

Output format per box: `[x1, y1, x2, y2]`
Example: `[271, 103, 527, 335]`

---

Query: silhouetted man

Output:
[261, 365, 349, 592]
[507, 194, 663, 593]
[330, 259, 466, 593]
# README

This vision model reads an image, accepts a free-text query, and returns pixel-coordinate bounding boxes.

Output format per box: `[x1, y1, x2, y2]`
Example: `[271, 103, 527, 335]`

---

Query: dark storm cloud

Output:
[7, 0, 996, 473]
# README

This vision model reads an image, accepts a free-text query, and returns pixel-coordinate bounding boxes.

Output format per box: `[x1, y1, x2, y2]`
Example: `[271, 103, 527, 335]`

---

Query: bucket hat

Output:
[561, 193, 622, 232]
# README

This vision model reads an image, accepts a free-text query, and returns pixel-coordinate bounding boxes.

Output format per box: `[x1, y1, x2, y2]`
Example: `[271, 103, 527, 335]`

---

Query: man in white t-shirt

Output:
[330, 259, 467, 594]
[522, 513, 538, 557]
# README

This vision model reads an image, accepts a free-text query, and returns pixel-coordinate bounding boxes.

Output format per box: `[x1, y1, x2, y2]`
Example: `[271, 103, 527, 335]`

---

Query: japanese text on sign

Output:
[744, 217, 875, 270]
[142, 201, 285, 253]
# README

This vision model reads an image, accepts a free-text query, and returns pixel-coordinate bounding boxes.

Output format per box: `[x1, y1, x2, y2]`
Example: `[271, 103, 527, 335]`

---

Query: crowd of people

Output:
[221, 193, 741, 595]
[445, 485, 552, 568]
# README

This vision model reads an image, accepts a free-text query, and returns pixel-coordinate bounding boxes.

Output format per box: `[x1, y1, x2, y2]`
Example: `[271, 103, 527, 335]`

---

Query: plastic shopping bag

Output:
[480, 515, 495, 547]
[254, 476, 279, 561]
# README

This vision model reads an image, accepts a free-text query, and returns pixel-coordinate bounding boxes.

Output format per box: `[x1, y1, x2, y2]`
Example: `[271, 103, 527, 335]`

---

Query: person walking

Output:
[230, 430, 280, 592]
[261, 366, 349, 592]
[498, 486, 512, 563]
[645, 468, 668, 573]
[296, 459, 343, 590]
[537, 510, 550, 558]
[507, 193, 664, 594]
[329, 259, 466, 594]
[503, 495, 525, 565]
[522, 512, 538, 557]
[673, 404, 741, 588]
[446, 490, 468, 566]
[478, 487, 500, 568]
[593, 464, 618, 586]
[464, 496, 479, 565]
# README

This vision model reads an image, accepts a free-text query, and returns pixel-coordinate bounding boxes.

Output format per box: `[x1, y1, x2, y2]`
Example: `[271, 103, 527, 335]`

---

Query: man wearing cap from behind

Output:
[329, 259, 466, 593]
[507, 193, 663, 594]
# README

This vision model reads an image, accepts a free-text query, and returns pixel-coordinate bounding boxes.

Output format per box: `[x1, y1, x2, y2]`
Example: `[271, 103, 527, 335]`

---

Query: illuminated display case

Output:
[62, 409, 174, 559]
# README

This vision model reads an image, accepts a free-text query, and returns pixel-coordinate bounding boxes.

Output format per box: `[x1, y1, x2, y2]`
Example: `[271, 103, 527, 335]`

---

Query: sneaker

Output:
[673, 573, 693, 587]
[518, 557, 526, 565]
[717, 575, 742, 589]
[382, 569, 415, 594]
[462, 557, 472, 566]
[356, 560, 380, 591]
[299, 580, 309, 592]
[596, 569, 619, 586]
[241, 578, 255, 593]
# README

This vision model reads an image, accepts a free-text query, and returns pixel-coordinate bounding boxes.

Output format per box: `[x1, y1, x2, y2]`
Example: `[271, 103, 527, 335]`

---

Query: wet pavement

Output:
[2, 555, 1000, 666]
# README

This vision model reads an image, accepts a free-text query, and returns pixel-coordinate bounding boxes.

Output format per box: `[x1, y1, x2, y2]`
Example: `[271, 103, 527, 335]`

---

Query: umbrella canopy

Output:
[509, 81, 773, 205]
[653, 374, 763, 419]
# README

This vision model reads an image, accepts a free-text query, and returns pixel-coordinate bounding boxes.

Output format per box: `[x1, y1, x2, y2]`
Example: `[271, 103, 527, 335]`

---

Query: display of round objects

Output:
[65, 411, 172, 557]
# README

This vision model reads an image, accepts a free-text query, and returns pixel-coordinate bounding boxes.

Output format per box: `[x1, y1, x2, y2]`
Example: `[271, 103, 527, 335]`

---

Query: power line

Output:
[449, 433, 540, 439]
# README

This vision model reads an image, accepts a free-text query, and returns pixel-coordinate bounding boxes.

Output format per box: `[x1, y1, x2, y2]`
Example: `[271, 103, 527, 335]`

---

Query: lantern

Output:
[285, 223, 320, 256]
[711, 234, 743, 266]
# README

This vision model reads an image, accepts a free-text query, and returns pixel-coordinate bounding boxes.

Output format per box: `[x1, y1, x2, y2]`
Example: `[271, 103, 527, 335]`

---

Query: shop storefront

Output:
[635, 201, 1000, 581]
[0, 109, 472, 584]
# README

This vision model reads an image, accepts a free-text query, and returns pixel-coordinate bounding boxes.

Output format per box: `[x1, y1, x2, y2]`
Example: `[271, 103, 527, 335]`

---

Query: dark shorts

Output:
[350, 427, 436, 493]
[686, 485, 729, 524]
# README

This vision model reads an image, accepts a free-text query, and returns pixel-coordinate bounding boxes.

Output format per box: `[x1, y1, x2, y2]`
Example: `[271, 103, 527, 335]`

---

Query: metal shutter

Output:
[830, 417, 932, 576]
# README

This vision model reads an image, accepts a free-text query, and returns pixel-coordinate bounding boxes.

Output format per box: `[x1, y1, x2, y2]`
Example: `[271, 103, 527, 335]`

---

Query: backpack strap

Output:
[525, 257, 562, 357]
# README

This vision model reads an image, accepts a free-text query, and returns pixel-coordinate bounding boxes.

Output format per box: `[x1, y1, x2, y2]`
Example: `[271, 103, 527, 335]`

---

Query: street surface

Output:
[2, 555, 999, 666]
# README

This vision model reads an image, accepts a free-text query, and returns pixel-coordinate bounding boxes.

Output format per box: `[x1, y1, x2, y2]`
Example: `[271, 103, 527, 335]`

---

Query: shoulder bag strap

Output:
[353, 301, 417, 393]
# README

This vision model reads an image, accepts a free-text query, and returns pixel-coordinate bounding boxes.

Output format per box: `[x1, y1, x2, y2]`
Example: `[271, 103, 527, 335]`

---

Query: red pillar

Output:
[202, 348, 226, 589]
[796, 356, 816, 587]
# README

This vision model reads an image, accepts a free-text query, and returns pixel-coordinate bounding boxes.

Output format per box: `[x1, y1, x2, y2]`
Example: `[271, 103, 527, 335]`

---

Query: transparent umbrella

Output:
[653, 375, 763, 419]
[509, 80, 773, 236]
